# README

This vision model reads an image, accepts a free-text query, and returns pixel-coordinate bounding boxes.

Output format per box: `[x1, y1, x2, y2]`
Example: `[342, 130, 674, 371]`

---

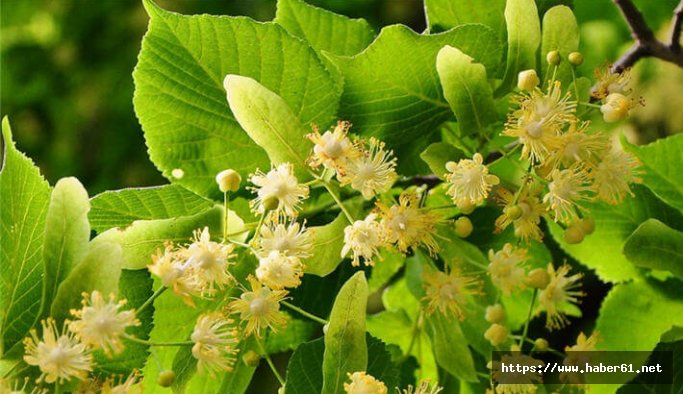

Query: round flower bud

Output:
[216, 169, 241, 192]
[527, 268, 550, 289]
[157, 370, 176, 387]
[580, 217, 595, 235]
[262, 195, 280, 212]
[564, 225, 585, 244]
[517, 69, 540, 91]
[485, 304, 505, 323]
[504, 205, 524, 221]
[242, 350, 261, 367]
[568, 52, 584, 66]
[600, 93, 631, 122]
[454, 216, 473, 238]
[510, 343, 521, 352]
[534, 338, 549, 351]
[457, 200, 476, 215]
[546, 50, 561, 66]
[323, 323, 329, 335]
[484, 324, 508, 346]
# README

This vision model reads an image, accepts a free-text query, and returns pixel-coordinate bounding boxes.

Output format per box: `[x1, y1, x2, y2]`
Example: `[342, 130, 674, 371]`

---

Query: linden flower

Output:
[255, 250, 304, 289]
[422, 267, 481, 319]
[445, 153, 500, 206]
[229, 275, 288, 337]
[250, 163, 309, 217]
[343, 372, 387, 394]
[306, 120, 358, 172]
[191, 312, 239, 376]
[488, 244, 528, 295]
[176, 227, 235, 297]
[600, 93, 633, 123]
[377, 192, 441, 256]
[592, 66, 631, 100]
[591, 147, 642, 204]
[504, 81, 576, 163]
[101, 371, 141, 394]
[544, 122, 605, 170]
[491, 354, 544, 394]
[0, 378, 47, 394]
[494, 186, 545, 242]
[543, 168, 593, 224]
[537, 264, 584, 330]
[562, 331, 600, 386]
[258, 220, 312, 259]
[69, 291, 140, 356]
[148, 244, 200, 306]
[400, 380, 444, 394]
[23, 318, 92, 384]
[341, 214, 384, 267]
[339, 137, 397, 199]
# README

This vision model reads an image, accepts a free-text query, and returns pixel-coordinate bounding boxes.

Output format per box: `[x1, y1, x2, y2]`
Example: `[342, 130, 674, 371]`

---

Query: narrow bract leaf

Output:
[623, 219, 683, 280]
[541, 6, 579, 87]
[305, 212, 349, 277]
[0, 118, 51, 355]
[41, 177, 91, 320]
[224, 75, 313, 179]
[322, 271, 368, 394]
[436, 45, 498, 136]
[498, 0, 541, 93]
[424, 312, 478, 382]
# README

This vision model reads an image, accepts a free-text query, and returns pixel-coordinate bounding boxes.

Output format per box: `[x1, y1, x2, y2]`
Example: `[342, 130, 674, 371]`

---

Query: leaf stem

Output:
[519, 289, 538, 349]
[137, 286, 167, 315]
[281, 301, 327, 325]
[124, 335, 193, 347]
[403, 310, 423, 360]
[322, 181, 354, 223]
[223, 191, 230, 242]
[257, 337, 285, 386]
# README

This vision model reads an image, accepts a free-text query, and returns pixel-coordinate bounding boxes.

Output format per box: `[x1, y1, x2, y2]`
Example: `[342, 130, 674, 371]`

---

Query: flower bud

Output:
[504, 205, 524, 221]
[323, 323, 329, 335]
[216, 169, 241, 192]
[534, 338, 549, 351]
[527, 268, 550, 289]
[454, 216, 473, 238]
[262, 195, 280, 211]
[600, 93, 631, 122]
[580, 217, 595, 235]
[568, 52, 584, 66]
[510, 343, 521, 352]
[485, 304, 505, 323]
[517, 69, 540, 91]
[564, 225, 585, 244]
[157, 370, 176, 387]
[546, 50, 561, 66]
[457, 200, 476, 215]
[242, 350, 261, 367]
[484, 324, 508, 346]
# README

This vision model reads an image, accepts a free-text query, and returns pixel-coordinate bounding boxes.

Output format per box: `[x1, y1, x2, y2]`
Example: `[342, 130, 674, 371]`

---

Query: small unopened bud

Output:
[484, 324, 508, 346]
[216, 169, 241, 192]
[457, 200, 476, 215]
[278, 386, 286, 394]
[485, 304, 505, 323]
[454, 216, 473, 238]
[157, 370, 176, 387]
[534, 338, 549, 351]
[517, 69, 540, 91]
[510, 343, 521, 352]
[564, 225, 585, 244]
[505, 205, 524, 220]
[546, 50, 561, 66]
[580, 217, 595, 235]
[568, 51, 584, 66]
[323, 323, 329, 335]
[600, 93, 631, 123]
[262, 195, 280, 211]
[242, 350, 261, 366]
[527, 268, 550, 289]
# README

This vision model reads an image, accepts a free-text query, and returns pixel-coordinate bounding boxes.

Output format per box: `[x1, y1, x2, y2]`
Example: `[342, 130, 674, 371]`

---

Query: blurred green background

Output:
[1, 0, 681, 195]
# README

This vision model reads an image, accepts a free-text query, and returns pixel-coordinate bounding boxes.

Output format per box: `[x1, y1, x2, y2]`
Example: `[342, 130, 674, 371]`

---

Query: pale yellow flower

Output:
[400, 380, 443, 394]
[343, 372, 387, 394]
[377, 192, 441, 256]
[250, 163, 309, 217]
[255, 251, 304, 290]
[23, 318, 92, 384]
[258, 220, 312, 259]
[591, 147, 641, 204]
[147, 244, 200, 306]
[592, 65, 631, 100]
[537, 264, 583, 330]
[69, 291, 140, 356]
[494, 186, 545, 243]
[488, 244, 528, 295]
[229, 276, 288, 337]
[544, 122, 605, 170]
[306, 120, 358, 173]
[101, 371, 141, 394]
[445, 153, 499, 206]
[341, 214, 383, 267]
[543, 168, 592, 224]
[339, 137, 397, 199]
[561, 331, 601, 386]
[422, 267, 481, 319]
[175, 227, 236, 297]
[191, 312, 239, 376]
[600, 93, 633, 123]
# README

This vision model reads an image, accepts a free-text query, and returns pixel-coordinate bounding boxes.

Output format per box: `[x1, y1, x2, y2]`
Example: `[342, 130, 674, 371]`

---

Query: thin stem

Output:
[137, 286, 167, 314]
[571, 67, 581, 102]
[251, 211, 267, 244]
[421, 204, 458, 211]
[282, 301, 328, 325]
[54, 382, 61, 394]
[223, 191, 230, 242]
[403, 310, 423, 360]
[257, 338, 285, 386]
[322, 181, 355, 222]
[124, 335, 193, 347]
[579, 102, 602, 109]
[518, 289, 538, 349]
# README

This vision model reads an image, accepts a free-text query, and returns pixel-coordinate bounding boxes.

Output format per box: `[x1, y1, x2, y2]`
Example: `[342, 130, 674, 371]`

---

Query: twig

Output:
[612, 0, 683, 72]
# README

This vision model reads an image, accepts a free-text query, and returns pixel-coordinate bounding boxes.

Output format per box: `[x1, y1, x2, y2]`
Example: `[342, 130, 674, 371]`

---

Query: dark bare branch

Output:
[614, 0, 655, 42]
[671, 0, 683, 51]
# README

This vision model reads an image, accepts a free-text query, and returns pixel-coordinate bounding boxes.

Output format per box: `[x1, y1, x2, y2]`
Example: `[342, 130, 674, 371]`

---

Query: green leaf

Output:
[436, 45, 498, 137]
[275, 0, 374, 57]
[424, 0, 506, 42]
[624, 134, 683, 213]
[224, 75, 312, 179]
[265, 314, 315, 354]
[91, 206, 245, 270]
[328, 24, 502, 164]
[133, 0, 340, 198]
[50, 241, 123, 322]
[0, 118, 51, 355]
[368, 249, 405, 292]
[497, 0, 541, 93]
[286, 337, 325, 394]
[89, 184, 214, 233]
[540, 6, 579, 87]
[41, 177, 91, 320]
[423, 312, 477, 382]
[322, 271, 368, 394]
[305, 212, 349, 277]
[548, 185, 683, 283]
[623, 219, 683, 280]
[365, 336, 400, 390]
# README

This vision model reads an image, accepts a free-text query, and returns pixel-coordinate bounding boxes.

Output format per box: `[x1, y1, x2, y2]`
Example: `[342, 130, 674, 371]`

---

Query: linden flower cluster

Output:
[21, 291, 141, 389]
[343, 372, 443, 394]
